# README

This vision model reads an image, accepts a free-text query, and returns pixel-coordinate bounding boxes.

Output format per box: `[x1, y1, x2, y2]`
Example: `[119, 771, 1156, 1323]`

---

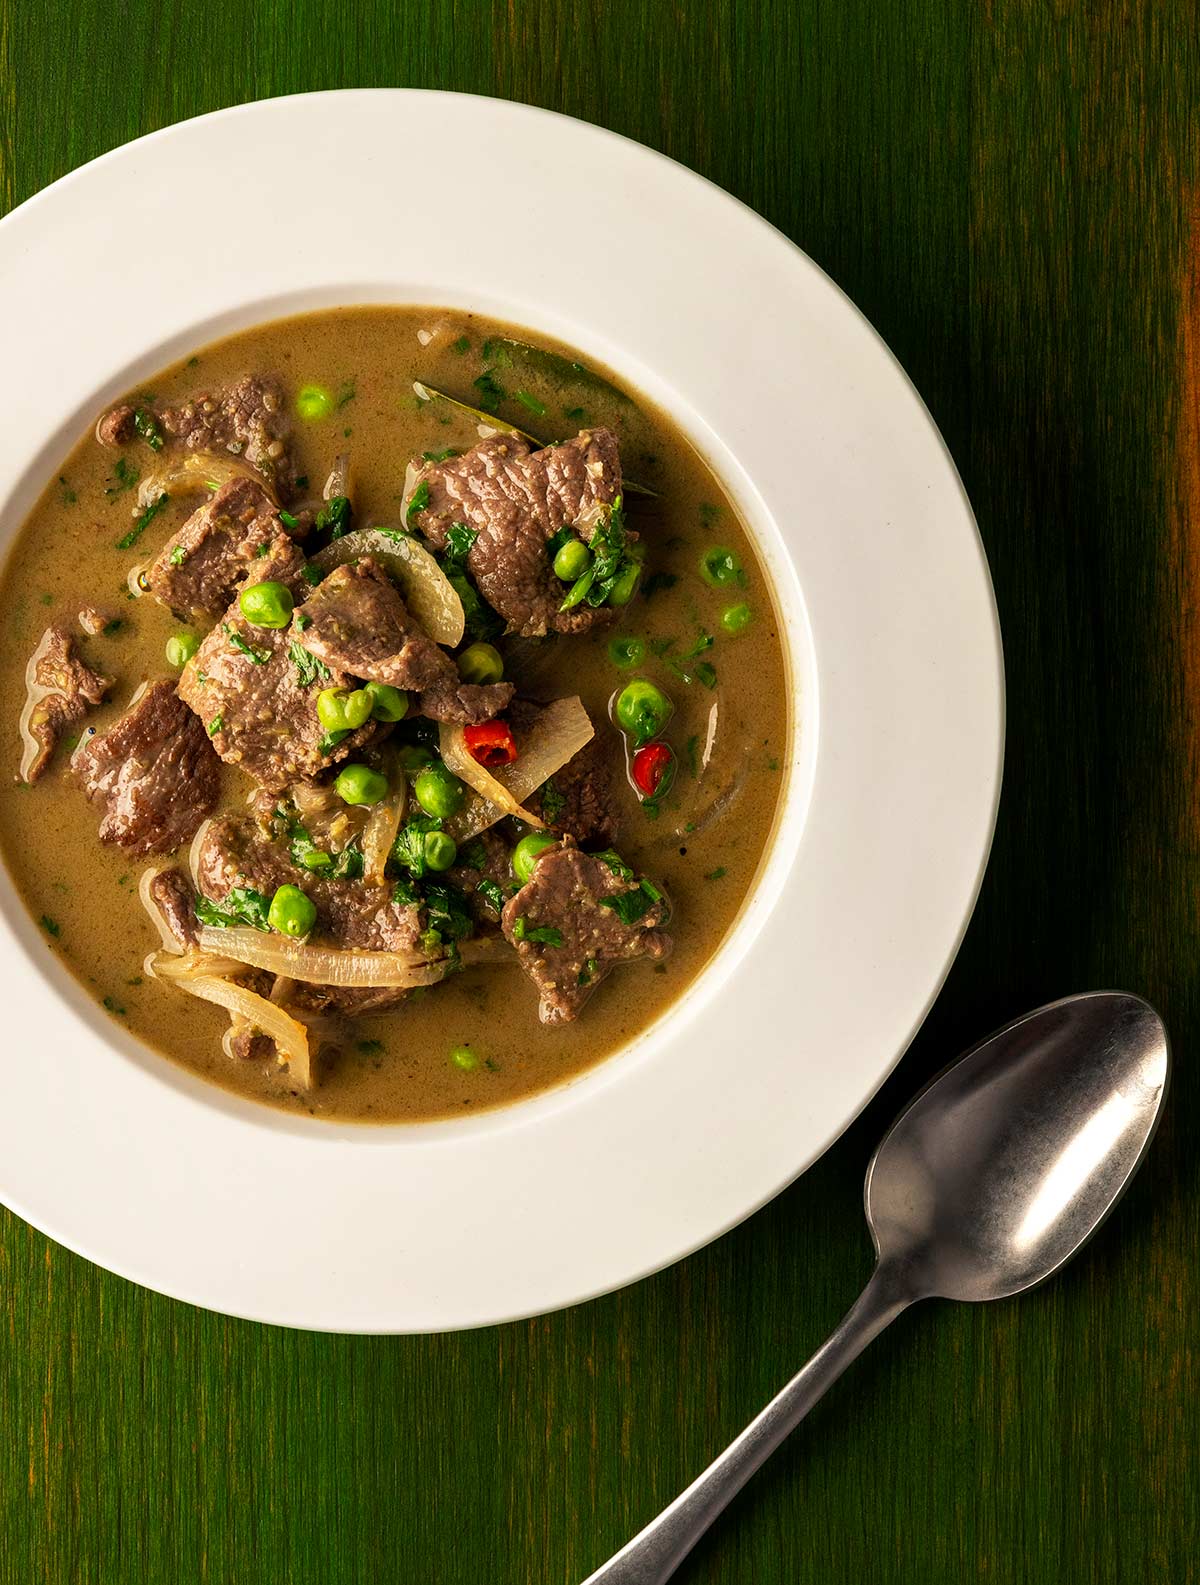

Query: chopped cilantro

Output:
[116, 492, 168, 551]
[222, 624, 271, 664]
[443, 521, 477, 562]
[194, 887, 271, 931]
[301, 562, 322, 586]
[289, 642, 330, 687]
[511, 916, 564, 948]
[406, 481, 430, 525]
[357, 1039, 384, 1057]
[704, 866, 727, 881]
[207, 714, 223, 736]
[318, 728, 351, 755]
[593, 849, 635, 881]
[104, 457, 139, 498]
[40, 915, 61, 938]
[279, 509, 301, 529]
[134, 408, 164, 452]
[335, 379, 356, 409]
[473, 370, 506, 414]
[392, 812, 445, 879]
[424, 881, 474, 942]
[451, 335, 470, 355]
[102, 995, 127, 1016]
[315, 495, 352, 539]
[102, 618, 122, 636]
[694, 661, 718, 689]
[600, 882, 662, 925]
[578, 955, 598, 986]
[168, 544, 186, 566]
[514, 389, 547, 417]
[438, 558, 502, 642]
[392, 876, 420, 907]
[563, 405, 585, 421]
[539, 777, 567, 824]
[475, 878, 506, 915]
[331, 842, 364, 881]
[458, 838, 487, 871]
[422, 447, 459, 463]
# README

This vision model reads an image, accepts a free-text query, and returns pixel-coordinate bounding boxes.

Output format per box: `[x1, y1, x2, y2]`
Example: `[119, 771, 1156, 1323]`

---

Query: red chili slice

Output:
[631, 741, 673, 798]
[463, 719, 518, 768]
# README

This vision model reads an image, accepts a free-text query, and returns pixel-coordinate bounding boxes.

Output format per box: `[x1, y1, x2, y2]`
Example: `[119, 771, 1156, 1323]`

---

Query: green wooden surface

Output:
[1, 4, 1197, 1581]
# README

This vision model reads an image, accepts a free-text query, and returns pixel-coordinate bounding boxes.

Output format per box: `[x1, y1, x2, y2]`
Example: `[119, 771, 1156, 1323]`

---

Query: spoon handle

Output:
[580, 1264, 913, 1585]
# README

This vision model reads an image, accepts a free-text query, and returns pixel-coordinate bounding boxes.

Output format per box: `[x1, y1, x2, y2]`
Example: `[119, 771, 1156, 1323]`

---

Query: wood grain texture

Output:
[1, 2, 1198, 1580]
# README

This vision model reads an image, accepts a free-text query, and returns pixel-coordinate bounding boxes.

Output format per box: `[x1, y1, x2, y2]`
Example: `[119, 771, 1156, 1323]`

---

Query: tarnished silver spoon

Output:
[583, 992, 1169, 1585]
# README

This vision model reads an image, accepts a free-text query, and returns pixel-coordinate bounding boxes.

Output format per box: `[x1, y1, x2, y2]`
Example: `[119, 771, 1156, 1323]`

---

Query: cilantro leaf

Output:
[289, 641, 330, 688]
[406, 481, 430, 525]
[194, 886, 271, 931]
[511, 915, 564, 948]
[116, 492, 168, 551]
[222, 624, 271, 664]
[443, 521, 477, 562]
[134, 408, 164, 452]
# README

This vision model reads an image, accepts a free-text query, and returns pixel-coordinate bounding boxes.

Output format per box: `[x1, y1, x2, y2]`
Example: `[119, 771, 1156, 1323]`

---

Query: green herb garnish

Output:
[315, 496, 352, 539]
[511, 916, 564, 948]
[222, 624, 271, 664]
[194, 886, 271, 931]
[406, 481, 430, 525]
[289, 642, 330, 687]
[168, 544, 186, 566]
[134, 409, 164, 452]
[472, 370, 506, 415]
[444, 521, 477, 562]
[540, 777, 567, 824]
[105, 457, 140, 497]
[116, 492, 168, 551]
[422, 447, 459, 463]
[40, 915, 61, 938]
[514, 389, 547, 417]
[207, 714, 223, 736]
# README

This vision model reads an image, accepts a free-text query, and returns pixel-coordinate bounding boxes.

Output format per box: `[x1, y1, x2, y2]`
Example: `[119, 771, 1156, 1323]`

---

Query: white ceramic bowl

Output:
[0, 91, 1002, 1332]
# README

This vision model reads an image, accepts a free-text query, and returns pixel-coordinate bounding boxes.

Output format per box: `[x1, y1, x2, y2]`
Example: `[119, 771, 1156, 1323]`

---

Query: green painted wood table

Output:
[1, 4, 1196, 1581]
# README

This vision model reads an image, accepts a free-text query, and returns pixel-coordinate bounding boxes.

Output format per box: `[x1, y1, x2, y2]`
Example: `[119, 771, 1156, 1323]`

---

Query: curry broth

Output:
[0, 307, 787, 1121]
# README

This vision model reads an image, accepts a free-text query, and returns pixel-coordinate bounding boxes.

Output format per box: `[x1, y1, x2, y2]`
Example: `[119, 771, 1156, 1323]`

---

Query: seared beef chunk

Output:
[227, 1028, 278, 1062]
[99, 375, 299, 500]
[450, 828, 515, 923]
[147, 867, 199, 948]
[501, 840, 671, 1023]
[410, 429, 626, 637]
[177, 542, 377, 792]
[75, 680, 221, 855]
[145, 477, 302, 620]
[297, 558, 452, 690]
[505, 699, 620, 844]
[195, 817, 423, 952]
[20, 626, 111, 782]
[296, 558, 512, 722]
[416, 680, 515, 725]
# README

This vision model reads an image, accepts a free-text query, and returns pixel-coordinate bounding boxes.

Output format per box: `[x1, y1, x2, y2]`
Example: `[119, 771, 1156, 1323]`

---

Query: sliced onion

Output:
[440, 723, 544, 828]
[310, 528, 465, 647]
[446, 696, 595, 841]
[363, 778, 406, 885]
[188, 816, 214, 890]
[146, 954, 313, 1087]
[148, 947, 250, 981]
[195, 927, 447, 986]
[136, 450, 265, 510]
[324, 452, 351, 501]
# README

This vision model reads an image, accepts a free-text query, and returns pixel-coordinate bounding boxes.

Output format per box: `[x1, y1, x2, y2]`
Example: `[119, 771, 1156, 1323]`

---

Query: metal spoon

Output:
[582, 992, 1169, 1585]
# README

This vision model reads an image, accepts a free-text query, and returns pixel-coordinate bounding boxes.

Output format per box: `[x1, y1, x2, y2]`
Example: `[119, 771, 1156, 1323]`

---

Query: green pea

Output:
[414, 763, 466, 818]
[423, 831, 458, 872]
[451, 1045, 480, 1071]
[165, 631, 199, 668]
[721, 601, 753, 635]
[317, 687, 372, 732]
[396, 744, 435, 772]
[699, 546, 743, 589]
[607, 560, 641, 606]
[614, 678, 673, 747]
[238, 580, 294, 629]
[296, 383, 334, 421]
[335, 763, 389, 806]
[553, 538, 591, 582]
[365, 682, 409, 722]
[457, 641, 504, 686]
[512, 831, 559, 886]
[268, 884, 316, 939]
[608, 635, 646, 669]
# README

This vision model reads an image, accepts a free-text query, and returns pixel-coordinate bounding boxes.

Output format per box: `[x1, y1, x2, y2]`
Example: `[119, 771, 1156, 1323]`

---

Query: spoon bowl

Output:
[584, 991, 1170, 1585]
[867, 992, 1169, 1303]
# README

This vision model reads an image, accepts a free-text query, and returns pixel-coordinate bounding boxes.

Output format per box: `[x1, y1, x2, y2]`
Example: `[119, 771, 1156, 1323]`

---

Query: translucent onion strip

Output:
[136, 450, 266, 509]
[445, 696, 594, 841]
[363, 777, 406, 885]
[145, 952, 313, 1090]
[195, 927, 448, 987]
[310, 528, 465, 647]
